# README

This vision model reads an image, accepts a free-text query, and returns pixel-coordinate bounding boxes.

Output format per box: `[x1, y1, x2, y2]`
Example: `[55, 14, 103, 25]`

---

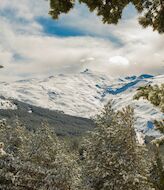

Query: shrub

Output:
[149, 146, 164, 190]
[154, 120, 164, 134]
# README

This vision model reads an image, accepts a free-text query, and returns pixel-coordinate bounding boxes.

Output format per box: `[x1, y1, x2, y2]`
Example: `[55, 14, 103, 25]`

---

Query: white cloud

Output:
[109, 56, 129, 66]
[0, 0, 48, 20]
[0, 0, 163, 82]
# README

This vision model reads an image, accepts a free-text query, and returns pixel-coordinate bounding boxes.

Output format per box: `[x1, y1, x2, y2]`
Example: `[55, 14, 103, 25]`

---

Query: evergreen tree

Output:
[150, 142, 164, 190]
[134, 84, 164, 113]
[81, 103, 154, 190]
[0, 120, 81, 190]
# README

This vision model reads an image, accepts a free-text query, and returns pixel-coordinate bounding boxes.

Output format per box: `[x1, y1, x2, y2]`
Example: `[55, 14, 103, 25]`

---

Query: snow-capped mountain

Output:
[0, 70, 163, 138]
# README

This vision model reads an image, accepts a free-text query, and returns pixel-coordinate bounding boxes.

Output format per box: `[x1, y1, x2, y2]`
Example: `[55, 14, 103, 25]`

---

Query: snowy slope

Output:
[0, 70, 163, 138]
[0, 71, 113, 117]
[101, 74, 164, 136]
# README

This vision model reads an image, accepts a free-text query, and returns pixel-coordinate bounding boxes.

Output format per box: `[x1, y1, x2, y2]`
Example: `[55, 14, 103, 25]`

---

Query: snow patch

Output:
[0, 98, 17, 110]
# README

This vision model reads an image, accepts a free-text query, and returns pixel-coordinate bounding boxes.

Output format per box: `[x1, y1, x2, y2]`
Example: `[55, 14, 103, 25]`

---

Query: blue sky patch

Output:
[37, 17, 123, 46]
[36, 17, 85, 37]
[122, 3, 138, 19]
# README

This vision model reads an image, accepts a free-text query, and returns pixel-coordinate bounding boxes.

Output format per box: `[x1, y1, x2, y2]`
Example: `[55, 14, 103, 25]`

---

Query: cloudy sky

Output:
[0, 0, 164, 81]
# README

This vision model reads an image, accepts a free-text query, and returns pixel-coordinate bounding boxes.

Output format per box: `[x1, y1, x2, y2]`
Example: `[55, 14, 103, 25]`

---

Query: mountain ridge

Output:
[0, 71, 163, 138]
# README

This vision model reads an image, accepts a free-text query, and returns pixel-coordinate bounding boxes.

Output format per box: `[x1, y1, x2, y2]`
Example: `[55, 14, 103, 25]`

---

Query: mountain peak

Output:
[81, 68, 91, 74]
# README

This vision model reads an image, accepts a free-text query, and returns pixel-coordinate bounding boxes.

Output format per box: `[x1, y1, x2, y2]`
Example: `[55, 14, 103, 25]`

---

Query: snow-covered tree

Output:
[0, 119, 81, 190]
[134, 84, 164, 113]
[149, 142, 164, 190]
[81, 103, 154, 190]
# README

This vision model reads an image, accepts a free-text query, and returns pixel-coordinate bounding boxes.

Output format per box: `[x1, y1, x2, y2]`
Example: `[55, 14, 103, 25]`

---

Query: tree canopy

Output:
[48, 0, 164, 33]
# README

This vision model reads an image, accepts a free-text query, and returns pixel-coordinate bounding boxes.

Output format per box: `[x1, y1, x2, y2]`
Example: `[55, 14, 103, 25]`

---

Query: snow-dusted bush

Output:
[0, 118, 31, 159]
[0, 119, 81, 190]
[154, 120, 164, 134]
[149, 145, 164, 190]
[134, 84, 164, 134]
[0, 142, 6, 157]
[134, 84, 164, 113]
[81, 103, 154, 190]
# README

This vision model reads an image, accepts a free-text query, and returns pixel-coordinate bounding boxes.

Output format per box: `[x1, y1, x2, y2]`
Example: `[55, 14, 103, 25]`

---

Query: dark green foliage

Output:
[0, 65, 3, 69]
[0, 98, 95, 137]
[150, 147, 164, 190]
[49, 0, 75, 19]
[139, 0, 164, 33]
[48, 0, 164, 33]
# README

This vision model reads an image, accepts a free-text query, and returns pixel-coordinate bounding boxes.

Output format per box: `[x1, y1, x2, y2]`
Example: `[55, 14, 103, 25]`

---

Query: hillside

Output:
[0, 97, 95, 137]
[0, 71, 163, 139]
